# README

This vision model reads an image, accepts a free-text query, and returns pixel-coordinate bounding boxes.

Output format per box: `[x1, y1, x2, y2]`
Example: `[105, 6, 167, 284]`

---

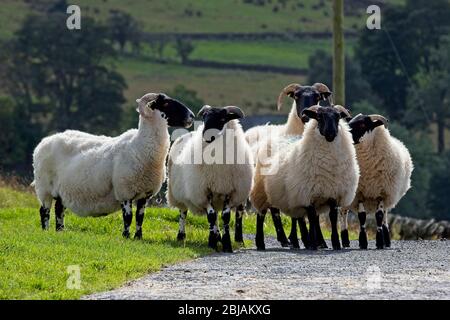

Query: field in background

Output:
[0, 0, 381, 115]
[117, 57, 306, 114]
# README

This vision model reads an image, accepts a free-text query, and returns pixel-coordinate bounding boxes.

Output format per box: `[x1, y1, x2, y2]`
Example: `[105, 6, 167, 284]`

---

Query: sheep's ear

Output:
[197, 105, 211, 117]
[369, 114, 389, 128]
[313, 83, 332, 101]
[302, 106, 319, 120]
[334, 105, 352, 120]
[149, 94, 165, 110]
[225, 106, 244, 120]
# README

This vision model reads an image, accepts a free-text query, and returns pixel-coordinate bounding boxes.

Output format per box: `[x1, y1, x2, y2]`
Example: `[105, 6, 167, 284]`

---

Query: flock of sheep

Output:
[32, 83, 413, 252]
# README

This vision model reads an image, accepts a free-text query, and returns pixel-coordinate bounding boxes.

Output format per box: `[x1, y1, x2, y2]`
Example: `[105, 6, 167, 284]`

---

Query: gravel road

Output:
[86, 238, 450, 300]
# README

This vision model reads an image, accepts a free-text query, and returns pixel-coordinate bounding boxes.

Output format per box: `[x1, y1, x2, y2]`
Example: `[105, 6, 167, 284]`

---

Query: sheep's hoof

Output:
[177, 231, 186, 241]
[341, 229, 350, 248]
[301, 238, 311, 250]
[56, 225, 64, 232]
[134, 231, 142, 240]
[331, 233, 341, 250]
[359, 230, 368, 249]
[208, 232, 220, 251]
[256, 244, 265, 251]
[234, 233, 244, 243]
[280, 240, 290, 248]
[222, 233, 233, 253]
[376, 230, 384, 249]
[122, 230, 130, 239]
[289, 240, 300, 250]
[382, 225, 391, 247]
[318, 241, 328, 249]
[255, 237, 265, 251]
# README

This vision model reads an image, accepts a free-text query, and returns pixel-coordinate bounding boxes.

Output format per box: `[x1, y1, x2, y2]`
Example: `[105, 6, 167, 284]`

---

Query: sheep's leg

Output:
[121, 200, 132, 239]
[55, 197, 65, 232]
[328, 200, 341, 250]
[39, 206, 51, 230]
[288, 218, 300, 249]
[340, 208, 350, 248]
[221, 196, 233, 253]
[270, 207, 289, 247]
[375, 200, 385, 249]
[207, 194, 220, 251]
[255, 210, 267, 251]
[134, 197, 147, 240]
[306, 206, 318, 250]
[298, 217, 310, 249]
[358, 202, 368, 249]
[315, 216, 328, 249]
[234, 204, 244, 243]
[382, 209, 391, 248]
[177, 210, 188, 241]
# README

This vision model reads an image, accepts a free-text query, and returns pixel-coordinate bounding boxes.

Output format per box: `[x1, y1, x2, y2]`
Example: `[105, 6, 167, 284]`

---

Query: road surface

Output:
[86, 238, 449, 300]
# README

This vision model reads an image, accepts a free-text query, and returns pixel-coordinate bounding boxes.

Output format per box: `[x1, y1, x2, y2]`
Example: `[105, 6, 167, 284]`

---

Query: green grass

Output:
[143, 38, 355, 69]
[1, 186, 341, 299]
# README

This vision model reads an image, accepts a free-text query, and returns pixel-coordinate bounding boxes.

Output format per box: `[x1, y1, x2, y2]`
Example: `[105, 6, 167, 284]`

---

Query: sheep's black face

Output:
[293, 86, 331, 122]
[198, 106, 244, 143]
[348, 114, 386, 144]
[303, 107, 341, 142]
[151, 94, 195, 128]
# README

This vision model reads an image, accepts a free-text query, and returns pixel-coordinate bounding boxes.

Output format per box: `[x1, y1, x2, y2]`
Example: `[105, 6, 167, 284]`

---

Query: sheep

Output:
[245, 82, 333, 152]
[343, 113, 413, 249]
[32, 93, 194, 238]
[167, 105, 254, 252]
[250, 105, 359, 250]
[245, 83, 333, 249]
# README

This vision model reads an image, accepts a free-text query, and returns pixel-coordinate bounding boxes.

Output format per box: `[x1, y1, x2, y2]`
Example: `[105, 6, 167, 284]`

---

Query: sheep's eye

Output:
[164, 102, 169, 107]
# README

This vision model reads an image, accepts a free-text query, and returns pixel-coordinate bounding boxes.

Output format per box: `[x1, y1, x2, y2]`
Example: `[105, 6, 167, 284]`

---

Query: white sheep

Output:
[344, 113, 413, 249]
[245, 83, 333, 249]
[250, 105, 359, 250]
[32, 93, 194, 238]
[167, 105, 254, 252]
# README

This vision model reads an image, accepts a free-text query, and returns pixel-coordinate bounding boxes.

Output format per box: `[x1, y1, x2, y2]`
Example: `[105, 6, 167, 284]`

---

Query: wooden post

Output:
[333, 0, 345, 106]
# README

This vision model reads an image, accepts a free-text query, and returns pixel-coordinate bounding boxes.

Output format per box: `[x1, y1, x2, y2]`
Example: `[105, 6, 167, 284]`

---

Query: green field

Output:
[2, 186, 329, 299]
[116, 57, 306, 114]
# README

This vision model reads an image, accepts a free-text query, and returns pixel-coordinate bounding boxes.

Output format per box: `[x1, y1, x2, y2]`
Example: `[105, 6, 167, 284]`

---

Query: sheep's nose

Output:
[325, 135, 335, 142]
[184, 113, 195, 128]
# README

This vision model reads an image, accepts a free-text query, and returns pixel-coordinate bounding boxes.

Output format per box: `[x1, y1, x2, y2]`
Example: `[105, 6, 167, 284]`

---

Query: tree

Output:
[405, 36, 450, 154]
[167, 85, 204, 115]
[355, 0, 450, 120]
[174, 38, 195, 64]
[107, 10, 142, 54]
[0, 14, 126, 170]
[0, 97, 27, 172]
[306, 50, 379, 108]
[149, 38, 169, 62]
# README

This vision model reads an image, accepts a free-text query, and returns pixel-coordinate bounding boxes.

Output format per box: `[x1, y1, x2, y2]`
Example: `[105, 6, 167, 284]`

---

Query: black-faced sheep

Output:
[346, 113, 413, 249]
[250, 105, 359, 250]
[167, 105, 254, 252]
[32, 93, 194, 238]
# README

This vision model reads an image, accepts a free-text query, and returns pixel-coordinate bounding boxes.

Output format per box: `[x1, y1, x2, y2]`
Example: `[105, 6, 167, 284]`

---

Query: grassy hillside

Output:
[0, 0, 405, 37]
[116, 57, 306, 114]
